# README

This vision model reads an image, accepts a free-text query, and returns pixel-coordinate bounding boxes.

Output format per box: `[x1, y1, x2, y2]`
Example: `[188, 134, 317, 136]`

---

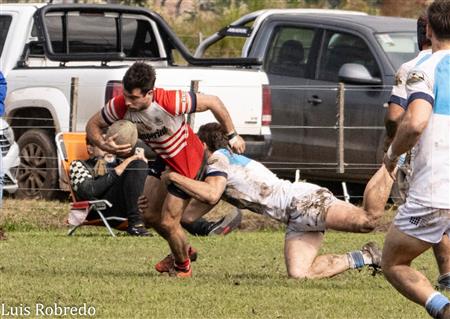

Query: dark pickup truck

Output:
[196, 9, 418, 183]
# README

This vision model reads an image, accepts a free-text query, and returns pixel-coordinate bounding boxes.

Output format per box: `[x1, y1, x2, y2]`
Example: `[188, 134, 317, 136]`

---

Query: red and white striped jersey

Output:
[101, 88, 204, 178]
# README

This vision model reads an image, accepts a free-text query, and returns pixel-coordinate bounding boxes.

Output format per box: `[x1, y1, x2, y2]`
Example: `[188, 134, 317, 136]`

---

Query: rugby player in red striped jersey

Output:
[86, 62, 245, 277]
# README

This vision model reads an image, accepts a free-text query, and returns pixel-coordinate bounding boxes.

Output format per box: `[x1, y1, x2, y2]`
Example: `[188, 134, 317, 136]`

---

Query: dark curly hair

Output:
[427, 0, 450, 41]
[123, 62, 156, 94]
[197, 123, 228, 152]
[417, 13, 432, 50]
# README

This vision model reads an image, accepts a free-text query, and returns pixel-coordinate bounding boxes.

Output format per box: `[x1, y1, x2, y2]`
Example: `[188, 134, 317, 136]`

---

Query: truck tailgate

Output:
[155, 67, 269, 135]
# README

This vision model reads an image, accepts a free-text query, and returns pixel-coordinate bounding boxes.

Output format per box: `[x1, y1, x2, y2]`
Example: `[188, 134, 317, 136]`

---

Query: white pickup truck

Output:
[1, 3, 271, 199]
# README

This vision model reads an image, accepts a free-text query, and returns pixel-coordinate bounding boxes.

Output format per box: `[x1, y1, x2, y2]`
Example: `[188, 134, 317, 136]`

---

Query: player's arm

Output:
[165, 171, 227, 205]
[384, 70, 433, 175]
[384, 66, 408, 151]
[384, 103, 405, 151]
[86, 111, 132, 156]
[155, 88, 245, 153]
[86, 111, 109, 148]
[389, 99, 432, 156]
[195, 93, 246, 154]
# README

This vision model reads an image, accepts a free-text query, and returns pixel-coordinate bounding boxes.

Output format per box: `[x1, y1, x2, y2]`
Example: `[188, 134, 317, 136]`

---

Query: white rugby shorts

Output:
[394, 199, 450, 244]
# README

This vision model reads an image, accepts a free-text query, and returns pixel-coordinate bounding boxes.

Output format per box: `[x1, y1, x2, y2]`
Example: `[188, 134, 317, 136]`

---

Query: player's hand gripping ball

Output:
[106, 120, 138, 156]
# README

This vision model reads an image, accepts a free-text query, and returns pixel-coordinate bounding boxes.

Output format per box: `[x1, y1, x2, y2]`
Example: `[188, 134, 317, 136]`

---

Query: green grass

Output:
[0, 228, 445, 319]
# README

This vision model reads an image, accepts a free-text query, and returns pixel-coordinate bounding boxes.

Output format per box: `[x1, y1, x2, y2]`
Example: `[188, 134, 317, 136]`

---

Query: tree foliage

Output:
[19, 0, 422, 59]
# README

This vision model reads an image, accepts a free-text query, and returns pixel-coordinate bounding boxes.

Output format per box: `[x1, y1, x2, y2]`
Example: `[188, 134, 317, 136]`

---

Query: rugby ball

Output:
[106, 120, 138, 148]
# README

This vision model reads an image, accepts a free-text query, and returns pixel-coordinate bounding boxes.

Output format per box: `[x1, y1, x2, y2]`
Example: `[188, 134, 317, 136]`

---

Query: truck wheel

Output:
[16, 129, 59, 199]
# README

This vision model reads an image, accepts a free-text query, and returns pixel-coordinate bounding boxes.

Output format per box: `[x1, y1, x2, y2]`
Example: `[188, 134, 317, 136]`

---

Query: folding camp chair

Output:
[55, 132, 127, 237]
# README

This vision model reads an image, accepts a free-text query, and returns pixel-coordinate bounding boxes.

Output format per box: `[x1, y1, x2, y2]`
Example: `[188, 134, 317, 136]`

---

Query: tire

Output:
[16, 129, 59, 199]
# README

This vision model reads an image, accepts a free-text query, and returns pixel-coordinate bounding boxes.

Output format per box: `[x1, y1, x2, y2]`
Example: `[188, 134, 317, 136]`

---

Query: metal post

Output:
[295, 169, 301, 183]
[188, 80, 199, 127]
[69, 77, 79, 132]
[336, 82, 345, 174]
[341, 181, 350, 203]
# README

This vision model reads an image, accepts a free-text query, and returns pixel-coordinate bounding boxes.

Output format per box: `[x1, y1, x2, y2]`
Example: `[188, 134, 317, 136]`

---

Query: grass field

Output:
[0, 199, 446, 319]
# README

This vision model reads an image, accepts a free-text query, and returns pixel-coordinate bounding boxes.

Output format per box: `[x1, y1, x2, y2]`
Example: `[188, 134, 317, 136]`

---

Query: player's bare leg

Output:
[433, 234, 450, 290]
[325, 165, 393, 232]
[141, 175, 167, 228]
[141, 176, 192, 275]
[159, 194, 191, 274]
[382, 225, 450, 318]
[285, 232, 381, 279]
[285, 232, 347, 279]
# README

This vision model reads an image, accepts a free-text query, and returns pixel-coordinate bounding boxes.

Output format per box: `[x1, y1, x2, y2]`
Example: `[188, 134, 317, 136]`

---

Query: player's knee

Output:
[287, 268, 311, 279]
[381, 261, 395, 280]
[380, 254, 397, 276]
[288, 272, 308, 279]
[289, 272, 316, 279]
[435, 251, 450, 266]
[360, 220, 376, 233]
[159, 217, 177, 233]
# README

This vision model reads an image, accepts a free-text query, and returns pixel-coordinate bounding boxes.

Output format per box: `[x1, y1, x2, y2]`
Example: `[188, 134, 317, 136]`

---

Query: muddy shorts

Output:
[285, 185, 337, 239]
[394, 199, 450, 244]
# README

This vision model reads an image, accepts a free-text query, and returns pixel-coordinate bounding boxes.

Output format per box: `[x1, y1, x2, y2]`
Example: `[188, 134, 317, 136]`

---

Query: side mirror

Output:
[338, 63, 382, 85]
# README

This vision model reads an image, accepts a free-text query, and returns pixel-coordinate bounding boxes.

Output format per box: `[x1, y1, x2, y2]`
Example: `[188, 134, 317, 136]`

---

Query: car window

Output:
[265, 26, 317, 78]
[35, 12, 160, 58]
[122, 17, 160, 58]
[0, 15, 12, 57]
[376, 32, 418, 70]
[319, 31, 381, 82]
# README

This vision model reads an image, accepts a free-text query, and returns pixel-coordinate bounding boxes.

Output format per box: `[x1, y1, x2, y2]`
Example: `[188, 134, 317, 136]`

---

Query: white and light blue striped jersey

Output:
[389, 49, 432, 109]
[206, 149, 319, 223]
[406, 49, 450, 208]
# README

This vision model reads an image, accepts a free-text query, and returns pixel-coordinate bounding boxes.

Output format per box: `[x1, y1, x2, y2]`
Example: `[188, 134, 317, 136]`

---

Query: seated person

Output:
[69, 136, 150, 236]
[70, 137, 241, 238]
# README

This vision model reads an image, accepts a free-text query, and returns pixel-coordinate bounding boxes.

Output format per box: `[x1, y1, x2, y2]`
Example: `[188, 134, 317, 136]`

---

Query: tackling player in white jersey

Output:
[161, 122, 395, 279]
